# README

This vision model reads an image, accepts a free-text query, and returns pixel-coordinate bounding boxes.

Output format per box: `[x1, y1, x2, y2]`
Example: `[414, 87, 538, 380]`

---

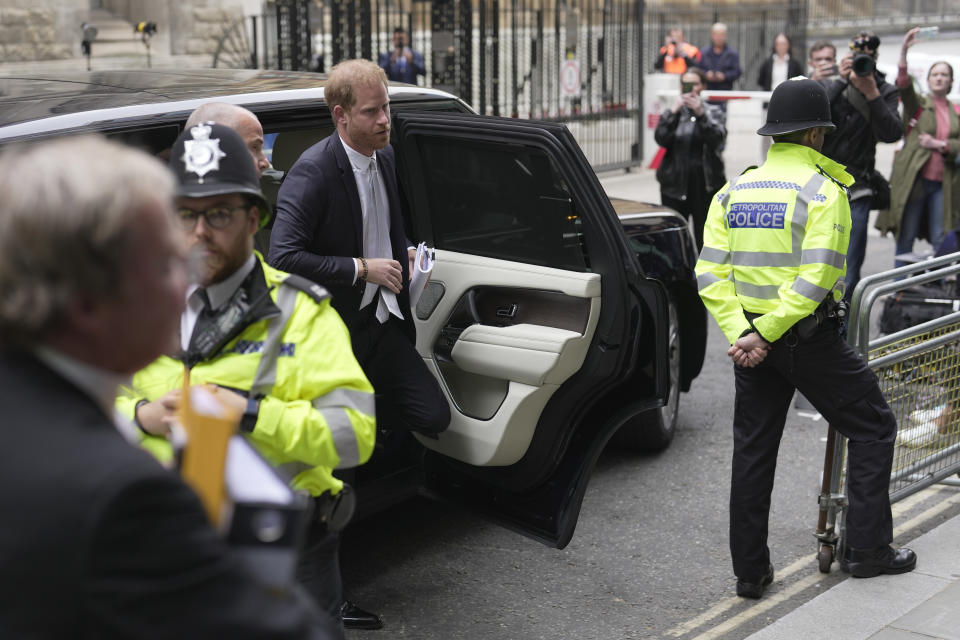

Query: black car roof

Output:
[0, 68, 462, 139]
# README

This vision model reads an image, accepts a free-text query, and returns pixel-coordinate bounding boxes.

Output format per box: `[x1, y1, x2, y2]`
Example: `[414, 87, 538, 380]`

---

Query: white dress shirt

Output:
[181, 254, 256, 352]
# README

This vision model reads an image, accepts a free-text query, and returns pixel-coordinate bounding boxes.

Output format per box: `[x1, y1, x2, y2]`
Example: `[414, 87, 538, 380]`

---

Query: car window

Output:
[414, 136, 590, 272]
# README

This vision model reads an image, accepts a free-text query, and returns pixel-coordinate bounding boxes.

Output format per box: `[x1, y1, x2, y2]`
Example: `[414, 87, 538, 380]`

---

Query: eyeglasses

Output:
[176, 205, 246, 230]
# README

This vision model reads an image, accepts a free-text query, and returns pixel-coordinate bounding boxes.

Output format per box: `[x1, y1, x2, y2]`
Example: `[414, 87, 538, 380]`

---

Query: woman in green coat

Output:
[876, 27, 960, 266]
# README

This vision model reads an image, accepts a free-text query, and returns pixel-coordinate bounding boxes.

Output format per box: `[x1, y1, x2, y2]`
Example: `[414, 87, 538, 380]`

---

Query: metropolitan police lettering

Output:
[726, 202, 788, 229]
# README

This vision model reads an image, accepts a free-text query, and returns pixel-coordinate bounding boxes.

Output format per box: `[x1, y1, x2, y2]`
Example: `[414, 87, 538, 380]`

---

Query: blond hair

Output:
[0, 136, 174, 345]
[325, 59, 388, 112]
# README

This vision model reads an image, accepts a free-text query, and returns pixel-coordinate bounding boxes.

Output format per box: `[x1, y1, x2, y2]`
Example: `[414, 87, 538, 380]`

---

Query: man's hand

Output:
[706, 70, 724, 82]
[841, 54, 880, 100]
[727, 332, 770, 368]
[682, 93, 704, 115]
[408, 247, 417, 281]
[364, 258, 403, 293]
[809, 61, 835, 82]
[136, 389, 182, 436]
[205, 384, 248, 415]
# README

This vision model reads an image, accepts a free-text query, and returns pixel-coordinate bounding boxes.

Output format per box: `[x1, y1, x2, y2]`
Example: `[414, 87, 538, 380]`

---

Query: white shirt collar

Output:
[33, 346, 140, 444]
[186, 254, 256, 311]
[339, 135, 377, 173]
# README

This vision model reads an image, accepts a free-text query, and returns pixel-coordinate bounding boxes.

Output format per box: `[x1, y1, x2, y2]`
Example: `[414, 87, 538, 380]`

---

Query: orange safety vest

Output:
[659, 42, 700, 74]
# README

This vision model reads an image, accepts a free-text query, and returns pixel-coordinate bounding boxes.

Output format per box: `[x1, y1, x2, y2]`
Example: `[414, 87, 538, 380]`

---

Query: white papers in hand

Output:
[409, 241, 435, 309]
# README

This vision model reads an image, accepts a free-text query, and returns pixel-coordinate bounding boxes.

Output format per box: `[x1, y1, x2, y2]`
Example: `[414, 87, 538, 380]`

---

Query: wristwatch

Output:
[240, 397, 260, 432]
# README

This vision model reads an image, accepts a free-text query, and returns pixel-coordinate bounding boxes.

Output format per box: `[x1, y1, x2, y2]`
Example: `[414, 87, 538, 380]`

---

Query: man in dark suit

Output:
[0, 135, 333, 639]
[270, 59, 450, 440]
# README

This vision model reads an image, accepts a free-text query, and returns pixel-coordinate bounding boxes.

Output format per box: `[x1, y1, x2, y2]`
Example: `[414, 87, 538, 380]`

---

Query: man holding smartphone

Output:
[808, 40, 840, 82]
[378, 27, 425, 84]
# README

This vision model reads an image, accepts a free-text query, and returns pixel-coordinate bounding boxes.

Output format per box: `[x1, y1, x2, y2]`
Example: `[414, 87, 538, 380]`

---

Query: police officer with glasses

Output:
[695, 78, 917, 599]
[118, 123, 376, 638]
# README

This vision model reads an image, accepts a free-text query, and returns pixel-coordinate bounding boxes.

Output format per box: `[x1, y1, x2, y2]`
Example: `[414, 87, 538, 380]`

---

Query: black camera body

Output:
[850, 33, 880, 77]
[852, 53, 875, 77]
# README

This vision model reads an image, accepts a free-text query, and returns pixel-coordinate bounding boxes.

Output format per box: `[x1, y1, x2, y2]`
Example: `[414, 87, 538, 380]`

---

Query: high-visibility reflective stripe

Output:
[731, 252, 794, 267]
[791, 173, 826, 235]
[312, 388, 375, 416]
[699, 246, 730, 265]
[250, 284, 299, 398]
[800, 247, 845, 269]
[278, 460, 312, 480]
[719, 174, 745, 212]
[792, 277, 830, 302]
[318, 407, 361, 469]
[697, 272, 726, 290]
[727, 180, 828, 202]
[735, 280, 781, 299]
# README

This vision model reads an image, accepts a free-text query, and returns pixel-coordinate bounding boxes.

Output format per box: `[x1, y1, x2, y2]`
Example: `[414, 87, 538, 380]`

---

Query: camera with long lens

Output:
[849, 33, 880, 77]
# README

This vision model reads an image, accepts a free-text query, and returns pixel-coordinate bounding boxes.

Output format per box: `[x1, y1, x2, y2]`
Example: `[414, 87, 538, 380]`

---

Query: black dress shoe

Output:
[340, 600, 383, 630]
[841, 545, 917, 578]
[736, 563, 774, 599]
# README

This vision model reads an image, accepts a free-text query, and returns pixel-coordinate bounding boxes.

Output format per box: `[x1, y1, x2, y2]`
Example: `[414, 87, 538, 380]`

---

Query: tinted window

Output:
[416, 136, 589, 271]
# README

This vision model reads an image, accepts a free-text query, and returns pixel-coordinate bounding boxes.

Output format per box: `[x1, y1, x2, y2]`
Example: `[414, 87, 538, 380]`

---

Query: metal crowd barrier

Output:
[815, 252, 960, 572]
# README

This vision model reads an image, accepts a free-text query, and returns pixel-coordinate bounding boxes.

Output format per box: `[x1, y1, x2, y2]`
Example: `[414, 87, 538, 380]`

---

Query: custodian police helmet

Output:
[170, 122, 270, 227]
[756, 77, 836, 137]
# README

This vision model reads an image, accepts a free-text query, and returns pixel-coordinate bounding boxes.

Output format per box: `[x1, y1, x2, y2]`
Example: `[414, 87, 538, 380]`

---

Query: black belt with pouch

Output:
[746, 296, 847, 342]
[312, 484, 356, 533]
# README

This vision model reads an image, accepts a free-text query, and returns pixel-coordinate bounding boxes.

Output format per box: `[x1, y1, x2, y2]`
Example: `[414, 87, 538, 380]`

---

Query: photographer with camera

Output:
[378, 27, 425, 84]
[654, 67, 726, 249]
[655, 27, 701, 75]
[820, 32, 902, 299]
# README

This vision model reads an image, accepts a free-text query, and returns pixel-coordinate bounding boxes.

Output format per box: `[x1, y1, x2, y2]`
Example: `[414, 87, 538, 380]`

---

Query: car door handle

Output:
[496, 304, 518, 319]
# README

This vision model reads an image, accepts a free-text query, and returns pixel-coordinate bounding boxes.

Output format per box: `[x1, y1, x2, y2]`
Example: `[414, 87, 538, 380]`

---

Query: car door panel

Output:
[411, 249, 601, 466]
[393, 111, 668, 546]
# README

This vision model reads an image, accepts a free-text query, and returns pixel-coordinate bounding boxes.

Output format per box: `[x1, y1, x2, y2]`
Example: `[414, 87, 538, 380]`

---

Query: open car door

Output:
[393, 112, 669, 547]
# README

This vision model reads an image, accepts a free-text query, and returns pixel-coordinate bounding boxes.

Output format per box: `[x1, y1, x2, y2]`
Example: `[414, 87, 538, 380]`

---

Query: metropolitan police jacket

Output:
[117, 253, 376, 497]
[695, 142, 855, 344]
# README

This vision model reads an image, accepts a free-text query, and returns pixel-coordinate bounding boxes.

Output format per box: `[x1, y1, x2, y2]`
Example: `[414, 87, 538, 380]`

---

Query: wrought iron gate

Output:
[224, 0, 645, 173]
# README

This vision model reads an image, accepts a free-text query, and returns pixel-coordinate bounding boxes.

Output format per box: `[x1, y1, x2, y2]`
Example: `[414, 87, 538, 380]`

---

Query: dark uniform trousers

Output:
[296, 520, 345, 639]
[350, 310, 450, 435]
[730, 318, 895, 581]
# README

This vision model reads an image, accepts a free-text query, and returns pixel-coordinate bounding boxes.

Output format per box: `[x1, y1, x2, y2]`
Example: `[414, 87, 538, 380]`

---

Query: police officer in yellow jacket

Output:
[116, 123, 376, 636]
[695, 78, 916, 599]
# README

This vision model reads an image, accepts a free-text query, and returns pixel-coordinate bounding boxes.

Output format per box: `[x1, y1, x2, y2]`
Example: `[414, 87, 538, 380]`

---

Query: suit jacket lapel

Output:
[331, 133, 364, 250]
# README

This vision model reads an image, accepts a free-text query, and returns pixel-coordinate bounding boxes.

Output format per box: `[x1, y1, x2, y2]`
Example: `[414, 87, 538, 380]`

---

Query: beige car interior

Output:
[413, 250, 601, 467]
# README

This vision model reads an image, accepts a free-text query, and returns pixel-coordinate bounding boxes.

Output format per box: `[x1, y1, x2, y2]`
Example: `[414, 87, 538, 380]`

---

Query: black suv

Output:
[0, 69, 705, 548]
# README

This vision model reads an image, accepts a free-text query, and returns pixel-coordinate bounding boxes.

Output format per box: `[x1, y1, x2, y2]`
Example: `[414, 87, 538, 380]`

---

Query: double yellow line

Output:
[666, 485, 960, 640]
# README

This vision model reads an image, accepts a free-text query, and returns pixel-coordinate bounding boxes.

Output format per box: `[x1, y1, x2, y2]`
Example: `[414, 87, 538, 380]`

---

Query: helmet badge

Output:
[181, 123, 226, 184]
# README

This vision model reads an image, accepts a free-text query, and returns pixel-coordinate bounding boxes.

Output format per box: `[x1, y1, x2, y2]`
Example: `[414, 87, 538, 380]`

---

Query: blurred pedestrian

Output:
[700, 23, 742, 112]
[0, 135, 330, 639]
[808, 40, 839, 82]
[820, 32, 902, 299]
[757, 33, 804, 157]
[696, 78, 917, 599]
[876, 27, 960, 266]
[654, 67, 726, 249]
[378, 27, 425, 85]
[655, 27, 701, 75]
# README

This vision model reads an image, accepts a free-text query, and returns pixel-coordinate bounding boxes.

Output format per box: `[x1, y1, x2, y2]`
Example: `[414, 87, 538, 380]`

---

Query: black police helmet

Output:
[170, 122, 270, 228]
[756, 76, 836, 137]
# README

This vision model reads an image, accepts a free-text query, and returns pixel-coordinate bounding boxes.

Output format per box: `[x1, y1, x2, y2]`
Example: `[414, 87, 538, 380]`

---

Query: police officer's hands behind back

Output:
[728, 332, 770, 368]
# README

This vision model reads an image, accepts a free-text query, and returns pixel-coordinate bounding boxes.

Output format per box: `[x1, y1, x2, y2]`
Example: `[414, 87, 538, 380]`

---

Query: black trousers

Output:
[730, 320, 895, 581]
[661, 169, 714, 251]
[296, 521, 345, 640]
[350, 314, 450, 435]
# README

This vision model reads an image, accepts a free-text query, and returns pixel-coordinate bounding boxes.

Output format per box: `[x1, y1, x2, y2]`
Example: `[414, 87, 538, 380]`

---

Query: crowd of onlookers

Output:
[654, 24, 960, 290]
